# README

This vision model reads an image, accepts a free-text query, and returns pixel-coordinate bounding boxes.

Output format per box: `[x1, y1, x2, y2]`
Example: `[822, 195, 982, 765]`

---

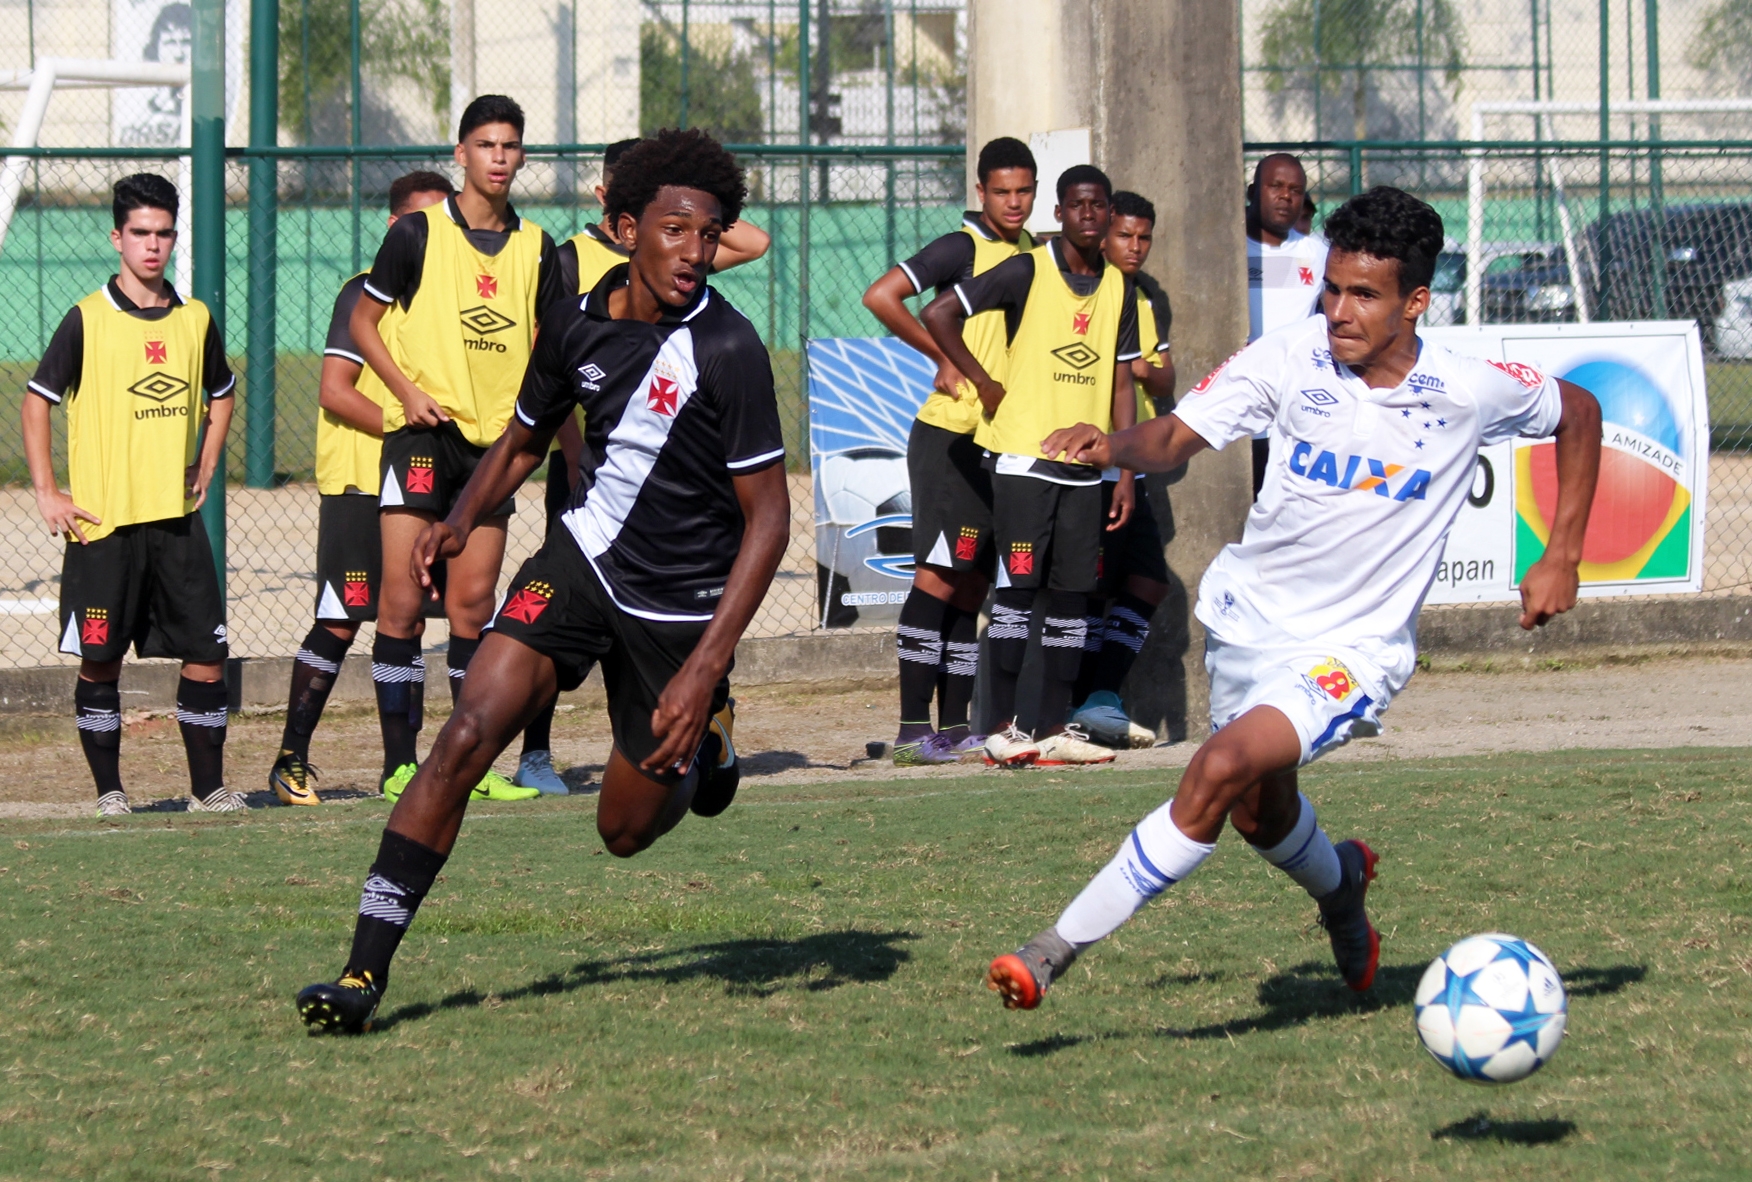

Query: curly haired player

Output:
[297, 129, 789, 1034]
[987, 187, 1602, 1010]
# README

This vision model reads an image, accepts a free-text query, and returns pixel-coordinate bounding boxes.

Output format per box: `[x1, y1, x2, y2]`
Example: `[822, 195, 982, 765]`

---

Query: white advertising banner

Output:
[1421, 322, 1710, 604]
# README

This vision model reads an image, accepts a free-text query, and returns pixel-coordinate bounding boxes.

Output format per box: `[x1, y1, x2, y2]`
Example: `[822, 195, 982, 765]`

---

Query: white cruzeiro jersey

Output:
[1172, 317, 1564, 694]
[1248, 229, 1328, 342]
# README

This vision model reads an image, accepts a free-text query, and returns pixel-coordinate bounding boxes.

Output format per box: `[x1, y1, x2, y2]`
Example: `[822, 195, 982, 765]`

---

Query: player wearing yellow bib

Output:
[861, 137, 1037, 766]
[351, 95, 566, 803]
[511, 138, 772, 793]
[266, 173, 455, 806]
[23, 174, 238, 815]
[1071, 191, 1177, 750]
[923, 164, 1141, 768]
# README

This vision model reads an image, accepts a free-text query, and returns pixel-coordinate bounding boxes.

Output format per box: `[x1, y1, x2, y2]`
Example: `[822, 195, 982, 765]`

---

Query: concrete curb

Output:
[0, 599, 1744, 723]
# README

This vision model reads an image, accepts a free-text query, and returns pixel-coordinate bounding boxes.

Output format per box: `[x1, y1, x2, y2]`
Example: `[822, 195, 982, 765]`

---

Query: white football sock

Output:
[1054, 799, 1215, 946]
[1252, 792, 1342, 898]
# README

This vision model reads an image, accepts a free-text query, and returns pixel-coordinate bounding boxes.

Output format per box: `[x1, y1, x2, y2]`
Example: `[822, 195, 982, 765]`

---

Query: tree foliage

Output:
[279, 0, 450, 143]
[1690, 0, 1752, 93]
[1257, 0, 1466, 139]
[640, 25, 765, 145]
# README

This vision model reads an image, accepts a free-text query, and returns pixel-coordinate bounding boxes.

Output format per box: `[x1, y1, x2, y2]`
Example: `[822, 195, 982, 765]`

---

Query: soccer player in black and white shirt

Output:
[987, 187, 1602, 1012]
[296, 130, 790, 1034]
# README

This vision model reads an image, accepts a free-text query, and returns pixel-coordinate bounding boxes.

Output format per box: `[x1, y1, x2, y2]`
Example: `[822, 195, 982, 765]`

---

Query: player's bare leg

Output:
[596, 748, 698, 857]
[989, 705, 1378, 1009]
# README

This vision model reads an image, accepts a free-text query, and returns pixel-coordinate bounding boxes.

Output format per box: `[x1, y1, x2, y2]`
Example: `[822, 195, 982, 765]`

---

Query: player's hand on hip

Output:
[976, 378, 1007, 417]
[400, 388, 451, 428]
[1517, 554, 1580, 629]
[644, 661, 716, 776]
[411, 522, 465, 596]
[933, 358, 969, 398]
[1107, 475, 1135, 531]
[36, 488, 99, 544]
[1041, 423, 1111, 468]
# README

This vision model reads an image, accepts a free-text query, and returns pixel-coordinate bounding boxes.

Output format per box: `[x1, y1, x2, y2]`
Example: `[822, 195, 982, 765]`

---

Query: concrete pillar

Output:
[968, 0, 1252, 740]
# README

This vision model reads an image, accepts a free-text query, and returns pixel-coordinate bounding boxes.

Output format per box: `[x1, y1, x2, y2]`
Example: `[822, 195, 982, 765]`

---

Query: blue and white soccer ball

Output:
[1414, 933, 1567, 1084]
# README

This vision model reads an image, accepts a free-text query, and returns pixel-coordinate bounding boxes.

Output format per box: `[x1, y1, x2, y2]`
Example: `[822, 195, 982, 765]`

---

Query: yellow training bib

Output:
[914, 222, 1032, 436]
[1134, 288, 1159, 425]
[571, 224, 629, 294]
[382, 208, 545, 447]
[975, 245, 1128, 460]
[315, 274, 393, 496]
[65, 290, 215, 541]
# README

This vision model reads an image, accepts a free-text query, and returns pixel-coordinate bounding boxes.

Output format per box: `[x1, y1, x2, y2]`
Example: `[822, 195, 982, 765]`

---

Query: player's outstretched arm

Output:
[644, 463, 789, 774]
[863, 268, 962, 395]
[921, 290, 1002, 413]
[21, 394, 99, 542]
[410, 416, 553, 592]
[1042, 413, 1212, 475]
[1518, 378, 1601, 630]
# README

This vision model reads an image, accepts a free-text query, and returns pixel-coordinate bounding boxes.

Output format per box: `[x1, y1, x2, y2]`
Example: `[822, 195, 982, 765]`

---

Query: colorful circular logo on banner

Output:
[1514, 358, 1692, 582]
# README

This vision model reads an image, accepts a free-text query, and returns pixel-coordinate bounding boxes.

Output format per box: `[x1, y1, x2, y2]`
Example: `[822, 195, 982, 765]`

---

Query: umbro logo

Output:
[578, 362, 606, 390]
[1050, 342, 1101, 370]
[1301, 388, 1338, 405]
[460, 305, 517, 335]
[129, 372, 191, 402]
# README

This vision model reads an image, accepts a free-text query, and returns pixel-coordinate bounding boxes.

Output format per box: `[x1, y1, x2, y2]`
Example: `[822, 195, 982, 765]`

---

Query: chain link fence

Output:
[0, 145, 966, 668]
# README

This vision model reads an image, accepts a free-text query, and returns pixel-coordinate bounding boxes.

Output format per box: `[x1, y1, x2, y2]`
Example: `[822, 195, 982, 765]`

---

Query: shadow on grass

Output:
[1431, 1111, 1576, 1145]
[1007, 1033, 1092, 1057]
[1154, 959, 1644, 1042]
[374, 929, 916, 1031]
[743, 750, 821, 776]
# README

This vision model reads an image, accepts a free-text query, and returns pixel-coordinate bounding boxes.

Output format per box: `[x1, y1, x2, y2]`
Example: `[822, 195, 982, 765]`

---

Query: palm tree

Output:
[1257, 0, 1466, 141]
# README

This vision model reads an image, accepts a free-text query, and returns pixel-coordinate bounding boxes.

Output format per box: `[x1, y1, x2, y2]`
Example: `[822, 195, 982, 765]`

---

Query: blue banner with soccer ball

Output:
[806, 338, 936, 627]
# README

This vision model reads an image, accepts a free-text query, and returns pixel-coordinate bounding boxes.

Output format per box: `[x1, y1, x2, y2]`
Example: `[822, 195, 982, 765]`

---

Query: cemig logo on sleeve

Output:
[1288, 440, 1431, 501]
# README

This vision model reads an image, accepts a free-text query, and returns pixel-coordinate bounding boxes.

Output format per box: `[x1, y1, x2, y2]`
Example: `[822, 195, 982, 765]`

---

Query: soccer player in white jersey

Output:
[987, 186, 1602, 1010]
[1247, 153, 1328, 494]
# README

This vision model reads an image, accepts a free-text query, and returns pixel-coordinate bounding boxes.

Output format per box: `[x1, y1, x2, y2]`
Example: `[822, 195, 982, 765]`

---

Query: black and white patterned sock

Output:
[895, 589, 949, 742]
[372, 634, 425, 777]
[445, 634, 480, 706]
[346, 828, 449, 986]
[75, 678, 124, 800]
[280, 625, 351, 763]
[176, 676, 228, 801]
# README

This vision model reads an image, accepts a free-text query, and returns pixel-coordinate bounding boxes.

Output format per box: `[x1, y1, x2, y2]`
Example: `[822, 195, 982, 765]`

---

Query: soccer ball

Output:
[1413, 933, 1567, 1083]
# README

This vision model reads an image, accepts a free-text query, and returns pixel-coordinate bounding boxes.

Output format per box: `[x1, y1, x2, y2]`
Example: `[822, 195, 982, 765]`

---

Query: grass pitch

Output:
[1, 748, 1748, 1180]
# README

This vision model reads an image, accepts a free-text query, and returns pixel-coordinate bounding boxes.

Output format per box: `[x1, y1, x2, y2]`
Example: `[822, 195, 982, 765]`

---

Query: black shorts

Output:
[907, 421, 993, 575]
[315, 494, 382, 622]
[379, 422, 515, 518]
[490, 536, 730, 780]
[990, 473, 1102, 593]
[1097, 478, 1169, 592]
[59, 515, 228, 663]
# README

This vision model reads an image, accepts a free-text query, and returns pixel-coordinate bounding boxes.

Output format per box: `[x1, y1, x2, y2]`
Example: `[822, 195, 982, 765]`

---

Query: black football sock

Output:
[176, 676, 229, 801]
[75, 678, 124, 799]
[1018, 590, 1087, 737]
[521, 692, 557, 756]
[937, 604, 980, 733]
[987, 587, 1032, 730]
[445, 634, 480, 706]
[345, 828, 448, 987]
[1073, 597, 1109, 705]
[1093, 592, 1154, 695]
[280, 625, 352, 763]
[372, 634, 425, 778]
[895, 588, 950, 742]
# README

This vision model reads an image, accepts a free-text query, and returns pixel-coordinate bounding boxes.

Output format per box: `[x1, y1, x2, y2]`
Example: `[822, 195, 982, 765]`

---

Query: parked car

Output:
[1479, 203, 1752, 354]
[1424, 242, 1560, 326]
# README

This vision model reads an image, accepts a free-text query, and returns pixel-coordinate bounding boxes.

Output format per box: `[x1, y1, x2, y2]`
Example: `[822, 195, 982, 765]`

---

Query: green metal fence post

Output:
[246, 0, 278, 488]
[1598, 0, 1613, 315]
[798, 0, 812, 464]
[1645, 0, 1667, 317]
[349, 0, 362, 273]
[193, 0, 227, 595]
[1348, 143, 1362, 195]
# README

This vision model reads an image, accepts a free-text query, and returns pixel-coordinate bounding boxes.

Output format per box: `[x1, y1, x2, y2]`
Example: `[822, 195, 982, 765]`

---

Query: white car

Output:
[1713, 276, 1752, 359]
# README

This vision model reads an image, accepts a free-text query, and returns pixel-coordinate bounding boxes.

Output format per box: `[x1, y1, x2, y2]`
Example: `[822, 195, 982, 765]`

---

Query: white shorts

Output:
[1205, 634, 1390, 766]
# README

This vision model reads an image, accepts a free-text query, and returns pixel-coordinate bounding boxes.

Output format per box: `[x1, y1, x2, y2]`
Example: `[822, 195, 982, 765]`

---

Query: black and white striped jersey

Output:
[513, 264, 786, 621]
